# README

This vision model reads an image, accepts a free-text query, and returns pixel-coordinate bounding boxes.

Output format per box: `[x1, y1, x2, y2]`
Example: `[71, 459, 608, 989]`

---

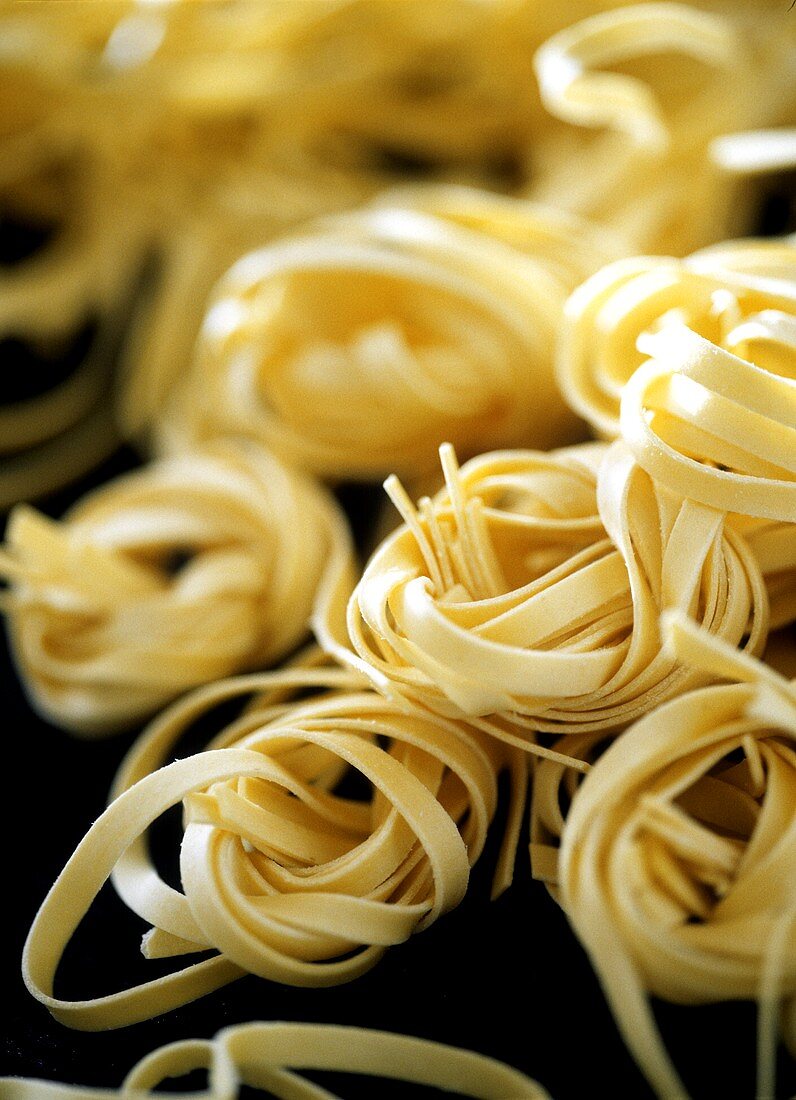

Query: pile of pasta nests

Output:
[0, 1, 794, 1097]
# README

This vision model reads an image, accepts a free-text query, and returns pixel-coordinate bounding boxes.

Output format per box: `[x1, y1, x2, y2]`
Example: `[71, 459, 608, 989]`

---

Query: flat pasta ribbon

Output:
[159, 186, 617, 480]
[0, 440, 355, 734]
[23, 667, 526, 1030]
[530, 2, 796, 254]
[559, 611, 796, 1100]
[0, 1021, 548, 1098]
[334, 441, 768, 741]
[559, 236, 796, 623]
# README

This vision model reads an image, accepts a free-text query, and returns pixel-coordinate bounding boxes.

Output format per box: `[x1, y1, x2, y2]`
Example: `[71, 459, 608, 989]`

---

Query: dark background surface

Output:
[1, 179, 796, 1098]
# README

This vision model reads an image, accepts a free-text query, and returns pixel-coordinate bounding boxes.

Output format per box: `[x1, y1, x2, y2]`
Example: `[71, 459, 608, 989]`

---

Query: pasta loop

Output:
[335, 441, 768, 740]
[559, 611, 796, 1100]
[0, 440, 355, 733]
[0, 1021, 548, 1098]
[161, 187, 618, 479]
[23, 670, 526, 1029]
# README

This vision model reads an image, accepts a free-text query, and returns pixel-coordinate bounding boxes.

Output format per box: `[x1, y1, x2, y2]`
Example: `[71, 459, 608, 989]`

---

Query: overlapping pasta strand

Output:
[158, 187, 618, 481]
[22, 668, 526, 1030]
[531, 2, 796, 254]
[0, 440, 355, 734]
[335, 441, 768, 745]
[559, 612, 796, 1100]
[559, 236, 796, 625]
[0, 1021, 548, 1098]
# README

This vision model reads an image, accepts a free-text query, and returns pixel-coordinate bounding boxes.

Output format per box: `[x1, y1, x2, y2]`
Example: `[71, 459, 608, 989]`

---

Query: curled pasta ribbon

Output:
[559, 611, 796, 1100]
[0, 1021, 548, 1098]
[0, 440, 355, 735]
[23, 667, 526, 1030]
[559, 239, 796, 621]
[620, 320, 796, 523]
[161, 187, 617, 480]
[534, 3, 739, 154]
[334, 440, 767, 742]
[558, 236, 796, 438]
[530, 4, 795, 254]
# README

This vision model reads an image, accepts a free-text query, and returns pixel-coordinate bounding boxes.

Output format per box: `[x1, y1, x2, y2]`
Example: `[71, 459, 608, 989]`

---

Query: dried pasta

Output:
[0, 440, 354, 734]
[333, 440, 768, 743]
[559, 611, 796, 1100]
[157, 186, 618, 481]
[22, 666, 526, 1029]
[0, 1021, 548, 1098]
[558, 236, 796, 624]
[531, 2, 796, 255]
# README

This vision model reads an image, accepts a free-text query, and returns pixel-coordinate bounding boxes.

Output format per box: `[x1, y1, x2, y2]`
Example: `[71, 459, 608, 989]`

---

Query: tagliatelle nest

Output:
[22, 665, 527, 1030]
[559, 235, 796, 626]
[0, 1021, 548, 1098]
[0, 440, 354, 734]
[157, 186, 619, 481]
[531, 2, 796, 255]
[332, 440, 769, 743]
[559, 612, 796, 1100]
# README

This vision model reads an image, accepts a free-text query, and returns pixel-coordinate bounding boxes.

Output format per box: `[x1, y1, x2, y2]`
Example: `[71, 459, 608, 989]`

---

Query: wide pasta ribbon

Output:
[559, 611, 796, 1100]
[23, 666, 526, 1029]
[335, 441, 767, 741]
[559, 236, 796, 623]
[160, 187, 618, 480]
[0, 439, 355, 734]
[531, 2, 796, 254]
[0, 1021, 548, 1098]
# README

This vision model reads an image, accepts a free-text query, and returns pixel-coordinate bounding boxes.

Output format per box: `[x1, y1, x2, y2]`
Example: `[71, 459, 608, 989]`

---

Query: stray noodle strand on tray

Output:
[0, 1021, 548, 1099]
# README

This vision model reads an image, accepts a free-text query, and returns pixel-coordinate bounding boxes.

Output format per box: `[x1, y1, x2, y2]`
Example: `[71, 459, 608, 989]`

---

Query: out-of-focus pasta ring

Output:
[0, 440, 354, 734]
[0, 1020, 548, 1098]
[160, 187, 618, 480]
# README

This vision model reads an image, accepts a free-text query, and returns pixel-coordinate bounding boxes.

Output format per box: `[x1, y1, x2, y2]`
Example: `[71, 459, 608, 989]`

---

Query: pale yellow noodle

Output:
[0, 1021, 548, 1098]
[0, 439, 355, 734]
[329, 440, 768, 742]
[158, 186, 619, 480]
[559, 611, 796, 1099]
[22, 668, 526, 1029]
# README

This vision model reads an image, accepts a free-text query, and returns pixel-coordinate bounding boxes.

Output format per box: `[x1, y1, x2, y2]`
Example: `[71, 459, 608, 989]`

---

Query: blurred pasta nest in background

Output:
[0, 0, 794, 504]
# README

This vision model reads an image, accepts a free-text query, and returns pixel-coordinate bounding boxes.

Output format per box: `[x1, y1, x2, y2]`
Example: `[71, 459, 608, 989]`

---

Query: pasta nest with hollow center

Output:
[22, 667, 526, 1030]
[558, 612, 796, 1100]
[0, 1020, 548, 1098]
[332, 441, 769, 740]
[159, 187, 619, 481]
[559, 235, 796, 625]
[0, 441, 354, 735]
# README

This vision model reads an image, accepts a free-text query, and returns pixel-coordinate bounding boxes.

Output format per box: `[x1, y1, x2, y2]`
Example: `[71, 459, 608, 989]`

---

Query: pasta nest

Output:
[335, 441, 769, 740]
[0, 441, 354, 734]
[160, 186, 618, 481]
[558, 612, 796, 1099]
[0, 1020, 547, 1098]
[559, 236, 796, 625]
[22, 667, 526, 1030]
[531, 3, 796, 255]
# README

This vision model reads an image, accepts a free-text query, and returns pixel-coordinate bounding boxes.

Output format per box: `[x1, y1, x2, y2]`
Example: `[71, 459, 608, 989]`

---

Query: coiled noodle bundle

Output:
[22, 666, 526, 1029]
[0, 441, 354, 734]
[559, 612, 796, 1099]
[161, 188, 617, 480]
[335, 441, 768, 740]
